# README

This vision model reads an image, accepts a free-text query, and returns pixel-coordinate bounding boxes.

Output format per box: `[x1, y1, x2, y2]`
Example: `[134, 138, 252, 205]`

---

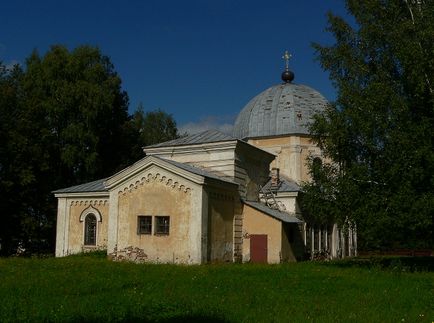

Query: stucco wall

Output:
[281, 223, 305, 262]
[248, 135, 322, 183]
[207, 189, 236, 262]
[116, 173, 195, 264]
[63, 199, 109, 255]
[242, 204, 282, 264]
[145, 144, 237, 182]
[235, 143, 273, 200]
[145, 141, 273, 200]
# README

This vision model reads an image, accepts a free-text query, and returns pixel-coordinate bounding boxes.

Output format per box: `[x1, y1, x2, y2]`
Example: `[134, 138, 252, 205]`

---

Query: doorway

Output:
[250, 234, 267, 263]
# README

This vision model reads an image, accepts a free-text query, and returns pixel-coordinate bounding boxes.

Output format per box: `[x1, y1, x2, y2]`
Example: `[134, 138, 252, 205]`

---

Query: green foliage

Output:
[128, 103, 179, 160]
[0, 256, 432, 322]
[0, 45, 179, 255]
[303, 1, 434, 250]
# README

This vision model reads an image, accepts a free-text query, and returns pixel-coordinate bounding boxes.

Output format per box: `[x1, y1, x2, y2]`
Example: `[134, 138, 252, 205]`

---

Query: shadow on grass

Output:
[66, 315, 230, 322]
[323, 256, 434, 272]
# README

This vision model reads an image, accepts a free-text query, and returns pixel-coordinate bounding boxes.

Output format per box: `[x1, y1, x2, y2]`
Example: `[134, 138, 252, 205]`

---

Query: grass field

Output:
[0, 252, 432, 322]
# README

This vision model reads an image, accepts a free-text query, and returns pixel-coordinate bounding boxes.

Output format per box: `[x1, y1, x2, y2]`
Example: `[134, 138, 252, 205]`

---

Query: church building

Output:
[54, 53, 357, 263]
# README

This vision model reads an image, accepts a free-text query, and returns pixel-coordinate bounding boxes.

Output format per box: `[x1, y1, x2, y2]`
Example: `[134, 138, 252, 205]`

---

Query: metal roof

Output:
[156, 156, 238, 186]
[262, 177, 301, 193]
[53, 155, 237, 194]
[243, 200, 302, 223]
[145, 129, 235, 148]
[233, 82, 328, 139]
[52, 178, 108, 194]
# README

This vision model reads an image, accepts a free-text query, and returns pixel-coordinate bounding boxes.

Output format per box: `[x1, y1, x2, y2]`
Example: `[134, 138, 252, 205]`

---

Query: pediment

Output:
[104, 156, 204, 193]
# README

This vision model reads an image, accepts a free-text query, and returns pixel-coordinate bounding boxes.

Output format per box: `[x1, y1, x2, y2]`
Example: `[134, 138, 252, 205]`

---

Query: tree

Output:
[0, 45, 132, 255]
[0, 45, 181, 255]
[0, 62, 25, 254]
[128, 103, 179, 160]
[302, 0, 434, 250]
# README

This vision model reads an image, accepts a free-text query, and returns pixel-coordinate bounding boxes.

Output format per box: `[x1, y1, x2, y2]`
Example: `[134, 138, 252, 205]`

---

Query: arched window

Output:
[84, 214, 97, 246]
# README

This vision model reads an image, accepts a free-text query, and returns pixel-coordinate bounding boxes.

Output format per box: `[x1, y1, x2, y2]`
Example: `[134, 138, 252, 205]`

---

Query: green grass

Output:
[0, 253, 433, 322]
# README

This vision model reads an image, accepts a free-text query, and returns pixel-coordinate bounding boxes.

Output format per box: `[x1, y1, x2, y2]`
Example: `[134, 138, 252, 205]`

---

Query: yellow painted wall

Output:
[280, 223, 305, 262]
[242, 204, 282, 263]
[117, 178, 193, 263]
[207, 189, 236, 262]
[248, 135, 321, 183]
[68, 201, 109, 254]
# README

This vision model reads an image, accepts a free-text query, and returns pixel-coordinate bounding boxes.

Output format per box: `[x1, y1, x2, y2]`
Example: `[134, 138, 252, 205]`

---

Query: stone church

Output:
[54, 54, 357, 263]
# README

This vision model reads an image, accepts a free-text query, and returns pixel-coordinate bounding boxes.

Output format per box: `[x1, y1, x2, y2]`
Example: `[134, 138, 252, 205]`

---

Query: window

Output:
[137, 216, 152, 234]
[84, 214, 97, 245]
[155, 216, 170, 235]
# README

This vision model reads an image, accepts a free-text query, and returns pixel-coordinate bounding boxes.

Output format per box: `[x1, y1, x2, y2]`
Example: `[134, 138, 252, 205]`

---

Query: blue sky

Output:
[1, 0, 348, 134]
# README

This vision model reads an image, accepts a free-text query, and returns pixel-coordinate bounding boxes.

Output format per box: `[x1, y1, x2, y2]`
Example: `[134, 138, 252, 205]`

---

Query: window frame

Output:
[155, 216, 170, 235]
[137, 215, 153, 235]
[84, 213, 97, 246]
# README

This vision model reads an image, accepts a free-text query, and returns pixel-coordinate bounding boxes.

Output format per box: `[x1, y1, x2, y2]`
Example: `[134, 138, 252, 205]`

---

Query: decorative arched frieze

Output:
[117, 172, 192, 195]
[70, 199, 108, 206]
[79, 205, 102, 222]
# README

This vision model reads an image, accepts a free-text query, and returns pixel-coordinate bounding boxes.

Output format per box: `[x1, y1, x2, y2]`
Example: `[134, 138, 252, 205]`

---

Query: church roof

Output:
[233, 82, 328, 139]
[262, 177, 301, 193]
[243, 200, 302, 223]
[156, 157, 238, 186]
[52, 177, 108, 194]
[145, 129, 234, 148]
[53, 155, 237, 194]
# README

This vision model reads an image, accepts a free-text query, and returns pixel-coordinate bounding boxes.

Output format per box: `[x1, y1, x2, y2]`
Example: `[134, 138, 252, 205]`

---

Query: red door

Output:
[250, 234, 268, 263]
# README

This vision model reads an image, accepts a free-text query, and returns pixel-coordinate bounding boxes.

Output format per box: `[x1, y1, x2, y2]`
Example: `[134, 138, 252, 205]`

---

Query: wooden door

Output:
[250, 234, 267, 263]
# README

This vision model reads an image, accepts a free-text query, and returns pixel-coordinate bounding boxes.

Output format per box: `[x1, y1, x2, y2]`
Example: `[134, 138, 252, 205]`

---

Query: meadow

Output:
[0, 252, 432, 322]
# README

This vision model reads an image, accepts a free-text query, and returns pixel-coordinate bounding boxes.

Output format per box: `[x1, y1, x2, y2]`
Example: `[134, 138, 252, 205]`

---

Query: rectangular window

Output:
[137, 216, 152, 234]
[155, 216, 170, 235]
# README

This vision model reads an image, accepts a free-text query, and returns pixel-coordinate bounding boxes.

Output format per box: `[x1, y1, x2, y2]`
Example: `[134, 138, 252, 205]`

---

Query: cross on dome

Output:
[282, 50, 292, 71]
[281, 50, 294, 83]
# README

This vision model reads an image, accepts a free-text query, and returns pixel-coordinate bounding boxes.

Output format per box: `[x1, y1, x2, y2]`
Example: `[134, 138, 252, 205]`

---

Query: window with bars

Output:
[137, 216, 152, 234]
[84, 214, 97, 245]
[155, 216, 170, 235]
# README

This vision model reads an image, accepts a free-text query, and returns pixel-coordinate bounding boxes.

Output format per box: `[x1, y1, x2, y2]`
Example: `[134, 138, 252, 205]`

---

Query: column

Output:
[311, 226, 314, 259]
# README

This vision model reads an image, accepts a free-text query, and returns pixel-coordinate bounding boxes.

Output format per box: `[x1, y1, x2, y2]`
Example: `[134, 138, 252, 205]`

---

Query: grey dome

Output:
[233, 83, 328, 139]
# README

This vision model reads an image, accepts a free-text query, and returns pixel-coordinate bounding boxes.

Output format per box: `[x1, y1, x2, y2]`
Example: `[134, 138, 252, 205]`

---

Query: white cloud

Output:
[178, 115, 236, 136]
[5, 60, 19, 71]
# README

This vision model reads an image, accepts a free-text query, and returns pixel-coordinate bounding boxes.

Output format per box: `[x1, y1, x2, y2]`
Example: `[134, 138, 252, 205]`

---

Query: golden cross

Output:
[282, 50, 292, 70]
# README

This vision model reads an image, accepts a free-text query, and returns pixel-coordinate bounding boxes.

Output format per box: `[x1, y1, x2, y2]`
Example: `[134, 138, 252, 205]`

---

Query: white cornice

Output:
[144, 140, 238, 156]
[54, 191, 109, 198]
[275, 191, 299, 198]
[104, 155, 205, 190]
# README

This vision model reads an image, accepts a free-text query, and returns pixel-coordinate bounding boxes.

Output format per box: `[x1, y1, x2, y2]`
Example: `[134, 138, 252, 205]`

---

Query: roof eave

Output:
[54, 191, 109, 198]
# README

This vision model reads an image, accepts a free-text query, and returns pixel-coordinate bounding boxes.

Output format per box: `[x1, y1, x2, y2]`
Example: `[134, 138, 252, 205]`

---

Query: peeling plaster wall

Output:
[114, 169, 201, 264]
[55, 197, 109, 256]
[68, 200, 109, 254]
[234, 144, 272, 200]
[248, 135, 322, 183]
[271, 195, 299, 214]
[146, 147, 237, 182]
[207, 188, 236, 262]
[242, 204, 282, 264]
[146, 142, 273, 200]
